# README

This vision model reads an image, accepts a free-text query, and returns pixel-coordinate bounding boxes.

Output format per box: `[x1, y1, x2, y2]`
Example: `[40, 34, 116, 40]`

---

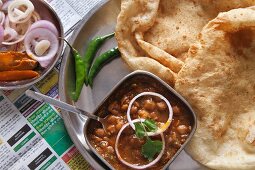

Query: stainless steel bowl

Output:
[83, 70, 197, 170]
[0, 0, 64, 90]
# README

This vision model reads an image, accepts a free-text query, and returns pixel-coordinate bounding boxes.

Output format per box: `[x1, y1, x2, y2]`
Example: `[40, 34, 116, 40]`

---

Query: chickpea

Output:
[150, 111, 158, 121]
[177, 125, 189, 135]
[173, 141, 181, 149]
[107, 115, 119, 124]
[121, 94, 133, 105]
[107, 125, 116, 134]
[116, 121, 124, 131]
[108, 101, 120, 115]
[138, 109, 149, 118]
[96, 147, 103, 154]
[144, 99, 156, 111]
[168, 136, 174, 145]
[173, 105, 181, 115]
[106, 146, 115, 154]
[180, 138, 186, 144]
[156, 101, 167, 111]
[99, 141, 108, 148]
[181, 134, 189, 139]
[95, 128, 106, 138]
[172, 119, 180, 127]
[130, 105, 138, 115]
[170, 131, 177, 141]
[91, 135, 102, 143]
[121, 95, 128, 104]
[121, 104, 128, 111]
[131, 83, 137, 88]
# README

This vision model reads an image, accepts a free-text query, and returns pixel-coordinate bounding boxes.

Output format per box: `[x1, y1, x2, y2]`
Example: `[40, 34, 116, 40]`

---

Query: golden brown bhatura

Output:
[175, 7, 255, 170]
[115, 0, 255, 85]
[116, 0, 255, 169]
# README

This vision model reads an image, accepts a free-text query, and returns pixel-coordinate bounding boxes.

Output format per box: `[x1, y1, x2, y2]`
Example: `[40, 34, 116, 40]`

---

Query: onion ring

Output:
[127, 92, 173, 136]
[3, 27, 18, 42]
[0, 11, 5, 25]
[115, 119, 165, 169]
[2, 14, 31, 45]
[24, 27, 58, 67]
[2, 0, 12, 12]
[0, 24, 3, 44]
[8, 0, 34, 23]
[30, 20, 58, 36]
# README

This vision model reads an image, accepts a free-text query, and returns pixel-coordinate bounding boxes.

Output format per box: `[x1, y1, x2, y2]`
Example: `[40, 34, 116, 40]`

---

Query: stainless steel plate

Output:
[59, 0, 206, 169]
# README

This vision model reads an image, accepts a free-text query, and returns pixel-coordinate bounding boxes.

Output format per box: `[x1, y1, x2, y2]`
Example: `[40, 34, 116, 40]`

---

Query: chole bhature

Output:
[115, 0, 255, 169]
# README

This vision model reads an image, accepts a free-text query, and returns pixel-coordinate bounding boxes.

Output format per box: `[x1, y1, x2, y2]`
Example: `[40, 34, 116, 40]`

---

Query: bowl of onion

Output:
[0, 0, 64, 89]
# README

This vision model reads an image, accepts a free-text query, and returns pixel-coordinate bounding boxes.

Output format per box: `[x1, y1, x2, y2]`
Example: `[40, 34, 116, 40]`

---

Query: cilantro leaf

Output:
[134, 122, 145, 138]
[134, 119, 158, 139]
[141, 138, 163, 161]
[143, 119, 157, 132]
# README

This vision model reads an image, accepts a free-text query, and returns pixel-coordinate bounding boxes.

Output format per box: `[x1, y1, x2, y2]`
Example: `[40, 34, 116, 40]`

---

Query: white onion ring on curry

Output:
[24, 27, 58, 68]
[115, 119, 165, 169]
[127, 92, 173, 136]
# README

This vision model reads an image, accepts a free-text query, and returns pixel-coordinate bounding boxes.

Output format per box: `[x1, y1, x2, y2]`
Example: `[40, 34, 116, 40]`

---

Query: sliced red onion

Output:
[2, 14, 31, 45]
[3, 27, 18, 42]
[8, 0, 34, 23]
[0, 25, 3, 45]
[24, 27, 58, 67]
[30, 20, 58, 36]
[0, 1, 3, 9]
[115, 119, 165, 169]
[4, 14, 10, 28]
[10, 18, 31, 35]
[127, 92, 173, 136]
[0, 11, 5, 25]
[2, 0, 13, 11]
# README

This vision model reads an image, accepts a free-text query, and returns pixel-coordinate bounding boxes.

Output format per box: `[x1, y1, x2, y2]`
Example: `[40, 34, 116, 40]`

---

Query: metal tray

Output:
[59, 0, 206, 169]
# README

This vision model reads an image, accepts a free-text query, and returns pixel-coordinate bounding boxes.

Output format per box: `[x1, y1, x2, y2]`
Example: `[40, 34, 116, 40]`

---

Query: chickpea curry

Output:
[86, 76, 195, 169]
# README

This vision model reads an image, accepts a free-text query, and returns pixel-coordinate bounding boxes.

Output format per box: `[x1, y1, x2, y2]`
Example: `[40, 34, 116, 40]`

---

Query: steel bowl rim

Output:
[83, 70, 197, 170]
[0, 0, 64, 90]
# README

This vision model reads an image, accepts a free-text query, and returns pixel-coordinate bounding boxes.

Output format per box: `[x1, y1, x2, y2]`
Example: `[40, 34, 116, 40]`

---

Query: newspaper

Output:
[0, 0, 103, 169]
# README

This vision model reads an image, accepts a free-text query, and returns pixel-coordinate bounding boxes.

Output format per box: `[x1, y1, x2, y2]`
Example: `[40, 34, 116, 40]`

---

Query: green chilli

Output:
[88, 47, 120, 87]
[84, 32, 115, 85]
[63, 39, 86, 101]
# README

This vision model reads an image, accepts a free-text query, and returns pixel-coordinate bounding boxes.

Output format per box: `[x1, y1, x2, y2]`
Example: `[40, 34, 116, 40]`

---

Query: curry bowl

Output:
[0, 0, 64, 90]
[84, 70, 197, 170]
